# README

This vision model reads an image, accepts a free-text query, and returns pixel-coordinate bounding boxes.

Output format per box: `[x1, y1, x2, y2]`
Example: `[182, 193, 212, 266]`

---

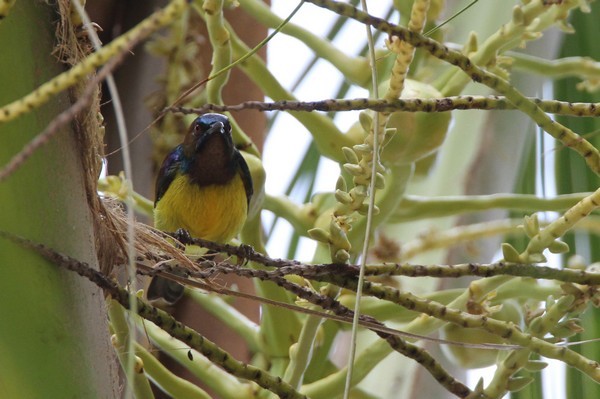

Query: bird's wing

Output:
[155, 145, 184, 206]
[235, 150, 253, 207]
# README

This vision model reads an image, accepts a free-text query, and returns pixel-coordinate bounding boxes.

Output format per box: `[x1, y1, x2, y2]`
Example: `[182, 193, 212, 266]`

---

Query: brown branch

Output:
[160, 232, 600, 286]
[167, 96, 600, 117]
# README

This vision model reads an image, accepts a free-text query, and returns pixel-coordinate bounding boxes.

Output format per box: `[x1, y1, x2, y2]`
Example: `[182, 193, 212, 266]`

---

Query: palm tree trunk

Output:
[0, 1, 118, 397]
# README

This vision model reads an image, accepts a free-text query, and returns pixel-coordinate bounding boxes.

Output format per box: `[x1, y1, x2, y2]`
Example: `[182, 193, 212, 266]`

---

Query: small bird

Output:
[147, 113, 253, 305]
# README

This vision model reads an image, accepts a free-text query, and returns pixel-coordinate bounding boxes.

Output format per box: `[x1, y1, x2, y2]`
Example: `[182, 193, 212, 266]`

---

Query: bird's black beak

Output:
[195, 121, 231, 152]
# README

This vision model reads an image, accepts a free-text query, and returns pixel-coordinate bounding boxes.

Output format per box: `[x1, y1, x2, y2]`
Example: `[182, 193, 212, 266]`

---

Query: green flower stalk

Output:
[503, 187, 600, 263]
[510, 53, 600, 90]
[108, 301, 155, 399]
[201, 0, 231, 104]
[132, 342, 212, 399]
[384, 0, 430, 101]
[482, 294, 584, 398]
[227, 26, 352, 162]
[437, 0, 586, 96]
[136, 310, 253, 398]
[238, 0, 371, 86]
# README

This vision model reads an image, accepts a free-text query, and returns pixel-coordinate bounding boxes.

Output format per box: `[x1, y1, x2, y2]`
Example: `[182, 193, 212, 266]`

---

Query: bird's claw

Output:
[237, 243, 255, 266]
[174, 228, 193, 244]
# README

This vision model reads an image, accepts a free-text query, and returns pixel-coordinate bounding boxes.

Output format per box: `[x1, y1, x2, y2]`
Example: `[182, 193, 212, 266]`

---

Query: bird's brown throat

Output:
[188, 134, 236, 186]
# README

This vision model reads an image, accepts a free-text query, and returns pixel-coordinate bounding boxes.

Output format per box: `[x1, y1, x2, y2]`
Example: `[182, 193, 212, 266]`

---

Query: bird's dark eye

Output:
[192, 120, 210, 135]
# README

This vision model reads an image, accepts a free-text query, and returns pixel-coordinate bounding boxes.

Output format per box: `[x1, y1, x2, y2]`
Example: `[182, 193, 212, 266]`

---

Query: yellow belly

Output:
[154, 173, 248, 242]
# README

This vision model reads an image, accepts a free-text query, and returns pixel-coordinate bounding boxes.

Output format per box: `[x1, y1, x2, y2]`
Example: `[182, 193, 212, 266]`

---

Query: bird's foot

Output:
[174, 228, 193, 245]
[237, 243, 256, 266]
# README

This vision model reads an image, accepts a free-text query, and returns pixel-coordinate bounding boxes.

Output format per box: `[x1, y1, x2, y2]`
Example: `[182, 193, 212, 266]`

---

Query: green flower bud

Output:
[523, 360, 548, 372]
[307, 228, 330, 244]
[357, 203, 380, 216]
[342, 147, 359, 164]
[374, 172, 386, 189]
[507, 377, 534, 392]
[335, 176, 347, 192]
[502, 243, 522, 263]
[335, 189, 353, 204]
[352, 143, 372, 154]
[334, 249, 350, 263]
[523, 214, 540, 238]
[343, 163, 364, 176]
[527, 252, 547, 263]
[359, 111, 373, 133]
[548, 240, 569, 254]
[512, 5, 525, 26]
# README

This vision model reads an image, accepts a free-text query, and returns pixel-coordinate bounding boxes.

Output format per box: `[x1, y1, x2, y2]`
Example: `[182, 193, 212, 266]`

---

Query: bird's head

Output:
[182, 113, 234, 159]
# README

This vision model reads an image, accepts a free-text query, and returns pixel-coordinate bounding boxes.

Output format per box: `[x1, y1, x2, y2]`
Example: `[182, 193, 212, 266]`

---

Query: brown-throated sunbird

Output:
[147, 113, 253, 305]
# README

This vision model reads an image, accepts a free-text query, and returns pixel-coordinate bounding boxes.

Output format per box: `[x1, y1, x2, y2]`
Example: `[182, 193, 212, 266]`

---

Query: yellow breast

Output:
[154, 173, 248, 242]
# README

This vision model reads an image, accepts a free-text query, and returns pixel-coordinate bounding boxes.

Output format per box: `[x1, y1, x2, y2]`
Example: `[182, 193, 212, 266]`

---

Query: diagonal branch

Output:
[303, 0, 600, 174]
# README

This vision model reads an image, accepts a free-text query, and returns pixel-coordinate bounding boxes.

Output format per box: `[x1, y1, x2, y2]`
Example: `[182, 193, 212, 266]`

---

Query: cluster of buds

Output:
[308, 112, 385, 263]
[502, 213, 569, 263]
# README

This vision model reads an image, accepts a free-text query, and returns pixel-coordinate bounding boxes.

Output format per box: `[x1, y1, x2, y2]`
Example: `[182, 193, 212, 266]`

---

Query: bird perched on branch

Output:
[147, 113, 253, 305]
